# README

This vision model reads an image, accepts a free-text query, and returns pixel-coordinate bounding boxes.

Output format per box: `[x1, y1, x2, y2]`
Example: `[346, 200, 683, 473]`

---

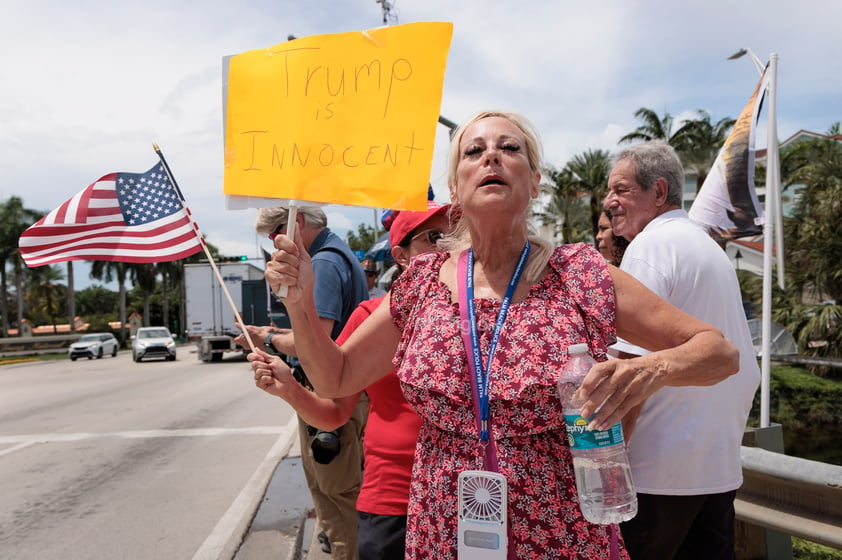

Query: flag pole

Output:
[274, 200, 298, 299]
[152, 143, 257, 353]
[768, 54, 785, 292]
[759, 54, 780, 429]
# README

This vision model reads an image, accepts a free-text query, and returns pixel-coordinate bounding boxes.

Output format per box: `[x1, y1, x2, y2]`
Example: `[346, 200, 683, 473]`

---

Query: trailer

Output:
[184, 262, 280, 362]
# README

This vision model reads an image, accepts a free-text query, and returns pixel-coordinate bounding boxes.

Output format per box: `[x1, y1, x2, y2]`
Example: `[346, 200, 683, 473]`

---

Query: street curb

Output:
[194, 417, 299, 560]
[233, 431, 315, 560]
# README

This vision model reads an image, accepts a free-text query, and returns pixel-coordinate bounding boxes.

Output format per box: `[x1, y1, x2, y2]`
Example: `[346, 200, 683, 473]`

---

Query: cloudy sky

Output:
[2, 0, 840, 289]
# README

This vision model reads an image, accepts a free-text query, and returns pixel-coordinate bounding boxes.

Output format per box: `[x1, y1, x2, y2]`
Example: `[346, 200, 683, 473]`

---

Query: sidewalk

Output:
[233, 438, 332, 560]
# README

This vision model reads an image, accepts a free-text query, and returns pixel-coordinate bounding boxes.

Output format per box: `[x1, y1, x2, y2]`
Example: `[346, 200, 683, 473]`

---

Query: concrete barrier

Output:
[0, 334, 79, 357]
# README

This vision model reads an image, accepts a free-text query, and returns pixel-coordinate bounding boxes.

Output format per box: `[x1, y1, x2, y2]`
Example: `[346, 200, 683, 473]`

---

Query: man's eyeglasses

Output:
[409, 229, 444, 246]
[268, 223, 287, 241]
[365, 271, 378, 278]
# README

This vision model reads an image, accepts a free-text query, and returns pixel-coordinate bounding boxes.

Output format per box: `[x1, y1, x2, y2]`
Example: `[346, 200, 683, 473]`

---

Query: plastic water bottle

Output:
[559, 343, 638, 524]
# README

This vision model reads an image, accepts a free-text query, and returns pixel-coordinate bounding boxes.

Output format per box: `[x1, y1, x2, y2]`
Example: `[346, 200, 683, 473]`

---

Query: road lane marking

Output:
[0, 441, 37, 458]
[0, 426, 288, 447]
[191, 415, 299, 560]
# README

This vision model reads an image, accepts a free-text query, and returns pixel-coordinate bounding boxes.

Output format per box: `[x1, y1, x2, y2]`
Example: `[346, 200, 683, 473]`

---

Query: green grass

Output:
[750, 365, 842, 557]
[0, 351, 98, 365]
[748, 364, 842, 465]
[793, 538, 842, 559]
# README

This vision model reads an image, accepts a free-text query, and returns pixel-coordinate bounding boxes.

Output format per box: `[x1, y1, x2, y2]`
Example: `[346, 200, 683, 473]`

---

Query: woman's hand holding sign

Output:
[266, 228, 314, 305]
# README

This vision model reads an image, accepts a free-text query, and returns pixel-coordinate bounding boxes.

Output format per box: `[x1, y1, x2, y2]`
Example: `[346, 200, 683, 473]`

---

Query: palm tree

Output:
[677, 110, 736, 191]
[619, 107, 674, 144]
[782, 123, 842, 304]
[129, 263, 159, 327]
[563, 149, 612, 239]
[618, 107, 712, 154]
[776, 123, 842, 361]
[537, 166, 590, 244]
[90, 261, 129, 345]
[0, 200, 19, 336]
[66, 261, 76, 332]
[25, 265, 67, 333]
[157, 261, 179, 331]
[0, 197, 43, 336]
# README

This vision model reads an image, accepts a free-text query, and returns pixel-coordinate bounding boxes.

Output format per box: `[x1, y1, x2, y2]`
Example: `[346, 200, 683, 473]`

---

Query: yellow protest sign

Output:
[224, 22, 453, 211]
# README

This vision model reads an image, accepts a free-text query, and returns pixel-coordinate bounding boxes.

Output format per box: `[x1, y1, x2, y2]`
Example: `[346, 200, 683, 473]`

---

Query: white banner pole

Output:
[759, 53, 779, 429]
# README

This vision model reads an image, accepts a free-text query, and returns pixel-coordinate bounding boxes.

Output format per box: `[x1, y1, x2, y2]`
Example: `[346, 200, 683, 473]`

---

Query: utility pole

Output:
[372, 0, 397, 239]
[375, 0, 397, 25]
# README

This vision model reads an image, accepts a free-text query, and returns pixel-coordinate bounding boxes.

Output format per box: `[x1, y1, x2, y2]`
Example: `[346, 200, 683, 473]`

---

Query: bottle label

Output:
[563, 414, 625, 450]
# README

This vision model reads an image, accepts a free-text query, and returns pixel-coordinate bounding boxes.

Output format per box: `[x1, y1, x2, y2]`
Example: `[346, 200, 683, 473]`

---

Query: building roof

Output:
[756, 129, 842, 159]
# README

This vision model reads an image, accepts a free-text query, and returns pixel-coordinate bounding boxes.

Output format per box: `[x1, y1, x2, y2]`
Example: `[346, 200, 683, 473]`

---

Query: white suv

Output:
[131, 327, 177, 362]
[68, 333, 119, 361]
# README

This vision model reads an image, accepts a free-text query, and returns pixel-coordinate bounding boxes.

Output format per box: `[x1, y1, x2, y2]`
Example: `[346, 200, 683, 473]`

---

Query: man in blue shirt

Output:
[238, 205, 369, 559]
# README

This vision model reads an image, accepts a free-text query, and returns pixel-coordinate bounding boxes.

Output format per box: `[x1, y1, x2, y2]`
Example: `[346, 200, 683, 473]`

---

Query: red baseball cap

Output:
[388, 201, 451, 247]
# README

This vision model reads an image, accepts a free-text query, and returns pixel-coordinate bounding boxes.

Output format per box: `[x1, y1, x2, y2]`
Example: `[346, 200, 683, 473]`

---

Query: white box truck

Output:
[184, 261, 267, 362]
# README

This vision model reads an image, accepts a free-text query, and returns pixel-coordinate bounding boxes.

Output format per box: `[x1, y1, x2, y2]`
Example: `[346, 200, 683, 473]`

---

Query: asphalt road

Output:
[0, 348, 298, 560]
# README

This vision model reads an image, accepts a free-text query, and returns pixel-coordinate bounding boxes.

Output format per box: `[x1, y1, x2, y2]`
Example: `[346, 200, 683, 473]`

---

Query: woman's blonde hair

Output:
[440, 110, 553, 283]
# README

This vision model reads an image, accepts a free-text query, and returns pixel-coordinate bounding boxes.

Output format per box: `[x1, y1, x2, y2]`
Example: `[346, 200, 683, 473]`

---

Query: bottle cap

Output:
[568, 343, 589, 355]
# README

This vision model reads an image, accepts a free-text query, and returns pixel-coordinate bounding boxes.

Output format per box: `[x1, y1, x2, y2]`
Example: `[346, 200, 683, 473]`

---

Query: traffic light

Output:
[218, 256, 249, 263]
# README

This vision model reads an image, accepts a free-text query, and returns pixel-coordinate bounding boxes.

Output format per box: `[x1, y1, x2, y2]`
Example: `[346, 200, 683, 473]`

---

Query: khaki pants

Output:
[299, 393, 369, 560]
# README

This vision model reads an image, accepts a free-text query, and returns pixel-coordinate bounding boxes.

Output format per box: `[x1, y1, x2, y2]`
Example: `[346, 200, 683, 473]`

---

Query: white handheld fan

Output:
[457, 470, 508, 559]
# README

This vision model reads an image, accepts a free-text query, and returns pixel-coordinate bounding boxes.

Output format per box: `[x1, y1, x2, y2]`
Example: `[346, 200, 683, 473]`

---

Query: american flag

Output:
[19, 163, 204, 267]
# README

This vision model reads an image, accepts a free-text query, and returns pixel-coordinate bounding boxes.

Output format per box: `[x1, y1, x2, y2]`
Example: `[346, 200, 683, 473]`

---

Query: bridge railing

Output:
[737, 446, 842, 551]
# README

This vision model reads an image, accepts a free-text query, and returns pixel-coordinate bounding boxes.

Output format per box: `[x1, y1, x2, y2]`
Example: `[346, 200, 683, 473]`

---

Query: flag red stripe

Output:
[23, 245, 204, 266]
[21, 222, 195, 248]
[20, 217, 196, 260]
[20, 228, 201, 266]
[21, 215, 192, 242]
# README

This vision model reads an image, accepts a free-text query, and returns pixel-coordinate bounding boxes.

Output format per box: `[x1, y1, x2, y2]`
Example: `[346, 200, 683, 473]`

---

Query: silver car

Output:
[131, 327, 177, 362]
[68, 333, 119, 361]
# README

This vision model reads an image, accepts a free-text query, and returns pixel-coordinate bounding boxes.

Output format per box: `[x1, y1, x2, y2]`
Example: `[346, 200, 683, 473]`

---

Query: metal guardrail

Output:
[770, 353, 842, 370]
[0, 334, 79, 357]
[736, 446, 842, 549]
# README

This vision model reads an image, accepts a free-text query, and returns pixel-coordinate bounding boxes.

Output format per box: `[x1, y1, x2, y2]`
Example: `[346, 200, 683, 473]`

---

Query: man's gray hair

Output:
[615, 140, 684, 207]
[254, 206, 328, 235]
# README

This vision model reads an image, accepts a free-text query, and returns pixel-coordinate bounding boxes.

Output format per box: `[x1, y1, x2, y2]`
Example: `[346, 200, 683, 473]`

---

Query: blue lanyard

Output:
[464, 241, 530, 442]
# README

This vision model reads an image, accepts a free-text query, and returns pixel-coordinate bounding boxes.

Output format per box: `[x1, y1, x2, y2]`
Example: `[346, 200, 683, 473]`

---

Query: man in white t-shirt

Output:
[605, 140, 760, 560]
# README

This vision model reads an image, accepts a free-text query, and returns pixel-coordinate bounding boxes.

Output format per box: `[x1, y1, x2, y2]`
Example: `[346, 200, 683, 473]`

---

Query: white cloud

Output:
[3, 0, 841, 290]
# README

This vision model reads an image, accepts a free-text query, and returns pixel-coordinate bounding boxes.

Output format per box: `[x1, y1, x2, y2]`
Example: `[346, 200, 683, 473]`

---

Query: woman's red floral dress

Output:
[391, 244, 629, 559]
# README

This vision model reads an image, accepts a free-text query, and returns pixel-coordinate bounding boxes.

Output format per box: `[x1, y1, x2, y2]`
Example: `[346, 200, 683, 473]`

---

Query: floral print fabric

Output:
[390, 243, 627, 559]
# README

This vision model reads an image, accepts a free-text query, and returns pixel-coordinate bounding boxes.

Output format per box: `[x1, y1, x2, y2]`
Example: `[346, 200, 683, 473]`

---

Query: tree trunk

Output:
[589, 196, 601, 240]
[0, 261, 9, 337]
[179, 262, 186, 343]
[696, 172, 707, 193]
[67, 262, 76, 333]
[118, 266, 127, 346]
[143, 294, 150, 327]
[47, 291, 57, 333]
[162, 272, 170, 332]
[14, 261, 24, 336]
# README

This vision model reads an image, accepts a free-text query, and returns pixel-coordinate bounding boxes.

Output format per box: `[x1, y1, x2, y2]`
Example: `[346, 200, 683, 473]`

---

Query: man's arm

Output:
[266, 317, 335, 358]
[616, 350, 643, 440]
[250, 350, 360, 430]
[576, 266, 739, 430]
[266, 230, 400, 398]
[234, 317, 335, 359]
